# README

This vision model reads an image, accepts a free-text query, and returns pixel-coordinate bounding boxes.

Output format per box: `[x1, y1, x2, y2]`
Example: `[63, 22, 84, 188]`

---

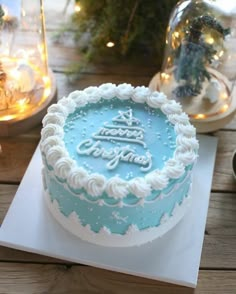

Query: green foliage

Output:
[0, 5, 4, 26]
[173, 15, 230, 98]
[68, 0, 178, 70]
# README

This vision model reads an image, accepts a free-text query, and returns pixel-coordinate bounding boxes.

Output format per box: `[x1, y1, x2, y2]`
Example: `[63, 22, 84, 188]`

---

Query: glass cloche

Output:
[157, 0, 236, 132]
[0, 0, 56, 136]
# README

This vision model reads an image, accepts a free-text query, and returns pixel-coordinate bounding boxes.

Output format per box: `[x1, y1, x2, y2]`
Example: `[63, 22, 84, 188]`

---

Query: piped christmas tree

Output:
[76, 109, 152, 172]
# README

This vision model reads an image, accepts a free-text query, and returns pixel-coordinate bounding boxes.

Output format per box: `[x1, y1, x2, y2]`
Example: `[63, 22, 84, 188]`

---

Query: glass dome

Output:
[159, 0, 236, 129]
[0, 0, 56, 135]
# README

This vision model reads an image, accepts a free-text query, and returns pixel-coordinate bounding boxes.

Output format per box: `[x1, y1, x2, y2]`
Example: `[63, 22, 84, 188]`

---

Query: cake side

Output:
[43, 186, 192, 247]
[40, 83, 198, 246]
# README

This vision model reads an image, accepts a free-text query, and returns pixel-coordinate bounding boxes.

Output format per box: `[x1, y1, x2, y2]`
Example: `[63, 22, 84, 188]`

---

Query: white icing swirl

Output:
[68, 90, 88, 107]
[84, 86, 102, 103]
[42, 113, 65, 127]
[161, 100, 182, 115]
[40, 83, 199, 201]
[145, 170, 169, 190]
[174, 148, 198, 165]
[176, 134, 199, 151]
[41, 124, 64, 141]
[40, 136, 64, 154]
[99, 83, 116, 99]
[116, 83, 134, 100]
[54, 157, 75, 180]
[132, 86, 151, 103]
[175, 123, 196, 137]
[58, 97, 76, 114]
[146, 91, 168, 108]
[106, 177, 129, 199]
[163, 159, 185, 179]
[85, 173, 106, 197]
[47, 104, 69, 117]
[46, 146, 68, 167]
[129, 178, 151, 198]
[68, 167, 88, 190]
[167, 113, 190, 125]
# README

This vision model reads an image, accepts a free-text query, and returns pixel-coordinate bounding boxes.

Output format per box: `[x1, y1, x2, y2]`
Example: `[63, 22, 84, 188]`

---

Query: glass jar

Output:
[159, 0, 236, 127]
[0, 0, 55, 125]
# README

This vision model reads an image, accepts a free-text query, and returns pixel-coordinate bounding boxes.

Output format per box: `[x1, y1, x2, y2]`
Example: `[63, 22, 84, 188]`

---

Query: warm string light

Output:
[160, 72, 170, 83]
[106, 41, 115, 48]
[194, 113, 206, 119]
[0, 55, 52, 122]
[0, 114, 16, 121]
[221, 103, 229, 112]
[207, 37, 214, 44]
[74, 3, 81, 13]
[192, 103, 230, 120]
[43, 75, 51, 99]
[219, 50, 224, 57]
[221, 92, 228, 100]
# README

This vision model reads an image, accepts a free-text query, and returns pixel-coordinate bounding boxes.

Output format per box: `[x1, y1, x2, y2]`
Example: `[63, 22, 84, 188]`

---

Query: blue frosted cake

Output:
[40, 83, 198, 247]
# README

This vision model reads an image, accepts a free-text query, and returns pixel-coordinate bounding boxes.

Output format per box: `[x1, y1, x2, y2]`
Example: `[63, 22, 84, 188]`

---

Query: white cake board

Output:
[0, 135, 217, 288]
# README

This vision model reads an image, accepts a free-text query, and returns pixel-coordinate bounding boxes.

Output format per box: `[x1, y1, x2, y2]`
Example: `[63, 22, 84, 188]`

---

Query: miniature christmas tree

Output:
[173, 15, 230, 98]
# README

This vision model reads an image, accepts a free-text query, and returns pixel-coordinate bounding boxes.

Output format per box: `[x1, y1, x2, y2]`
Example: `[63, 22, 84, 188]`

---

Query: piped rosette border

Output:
[40, 83, 199, 204]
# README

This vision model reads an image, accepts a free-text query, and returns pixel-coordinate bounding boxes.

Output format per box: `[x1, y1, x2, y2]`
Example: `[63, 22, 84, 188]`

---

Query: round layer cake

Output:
[40, 83, 198, 247]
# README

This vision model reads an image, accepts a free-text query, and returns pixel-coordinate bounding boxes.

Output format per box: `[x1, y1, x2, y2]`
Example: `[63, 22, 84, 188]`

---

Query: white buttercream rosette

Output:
[40, 83, 198, 200]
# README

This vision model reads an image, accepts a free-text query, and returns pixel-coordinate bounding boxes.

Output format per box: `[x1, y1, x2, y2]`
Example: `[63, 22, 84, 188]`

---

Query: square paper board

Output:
[0, 135, 218, 288]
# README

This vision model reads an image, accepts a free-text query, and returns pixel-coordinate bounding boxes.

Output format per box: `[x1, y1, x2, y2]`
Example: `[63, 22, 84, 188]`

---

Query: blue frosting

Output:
[44, 97, 193, 236]
[46, 169, 191, 234]
[63, 98, 176, 180]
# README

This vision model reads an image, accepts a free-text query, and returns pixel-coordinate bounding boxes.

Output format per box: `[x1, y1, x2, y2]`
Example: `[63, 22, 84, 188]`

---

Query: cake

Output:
[40, 83, 198, 247]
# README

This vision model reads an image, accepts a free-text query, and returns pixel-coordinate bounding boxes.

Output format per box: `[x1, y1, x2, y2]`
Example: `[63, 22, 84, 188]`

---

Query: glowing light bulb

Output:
[219, 50, 224, 57]
[221, 92, 228, 100]
[195, 113, 206, 119]
[207, 37, 214, 44]
[106, 42, 115, 48]
[174, 32, 179, 38]
[75, 4, 81, 13]
[43, 87, 51, 99]
[161, 72, 170, 81]
[17, 98, 28, 106]
[0, 115, 16, 121]
[43, 75, 50, 85]
[221, 104, 229, 113]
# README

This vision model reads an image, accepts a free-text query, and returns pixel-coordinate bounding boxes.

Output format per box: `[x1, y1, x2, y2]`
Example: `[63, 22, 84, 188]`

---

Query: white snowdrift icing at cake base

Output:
[44, 189, 192, 247]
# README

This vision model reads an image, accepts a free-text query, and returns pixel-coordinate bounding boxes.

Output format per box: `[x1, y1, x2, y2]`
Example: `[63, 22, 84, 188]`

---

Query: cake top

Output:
[40, 83, 198, 199]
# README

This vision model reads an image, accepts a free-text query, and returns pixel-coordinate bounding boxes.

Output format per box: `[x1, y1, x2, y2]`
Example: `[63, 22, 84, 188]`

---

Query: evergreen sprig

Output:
[63, 0, 178, 72]
[0, 5, 4, 26]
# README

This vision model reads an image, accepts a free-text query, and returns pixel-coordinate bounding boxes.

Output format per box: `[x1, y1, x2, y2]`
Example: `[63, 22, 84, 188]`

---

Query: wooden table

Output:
[0, 12, 236, 294]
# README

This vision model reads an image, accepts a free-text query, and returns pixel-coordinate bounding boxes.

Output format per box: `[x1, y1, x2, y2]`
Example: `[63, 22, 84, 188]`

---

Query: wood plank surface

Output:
[0, 5, 235, 293]
[0, 263, 235, 294]
[0, 186, 236, 269]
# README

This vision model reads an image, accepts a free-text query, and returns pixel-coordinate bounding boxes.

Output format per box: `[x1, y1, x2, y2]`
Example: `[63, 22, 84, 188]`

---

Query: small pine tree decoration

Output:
[173, 15, 230, 98]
